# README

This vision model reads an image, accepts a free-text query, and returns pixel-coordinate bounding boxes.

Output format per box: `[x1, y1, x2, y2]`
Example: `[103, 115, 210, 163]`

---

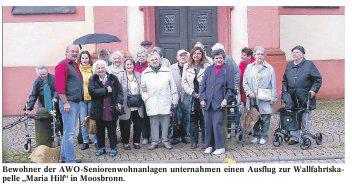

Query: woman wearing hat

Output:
[282, 45, 322, 145]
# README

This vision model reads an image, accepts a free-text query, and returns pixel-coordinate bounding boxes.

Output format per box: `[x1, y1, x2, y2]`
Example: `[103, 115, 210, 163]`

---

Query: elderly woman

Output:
[77, 51, 95, 150]
[118, 59, 144, 150]
[243, 46, 278, 145]
[27, 65, 58, 111]
[151, 46, 171, 67]
[107, 51, 125, 77]
[98, 49, 113, 66]
[282, 45, 322, 145]
[140, 53, 179, 150]
[182, 46, 210, 149]
[134, 50, 149, 74]
[88, 60, 124, 157]
[200, 49, 236, 155]
[134, 49, 150, 144]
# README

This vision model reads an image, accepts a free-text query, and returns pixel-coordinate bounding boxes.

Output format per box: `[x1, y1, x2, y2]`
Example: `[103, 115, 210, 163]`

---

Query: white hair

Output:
[92, 60, 108, 74]
[147, 52, 160, 64]
[254, 46, 267, 56]
[109, 51, 123, 62]
[35, 65, 48, 75]
[211, 43, 225, 51]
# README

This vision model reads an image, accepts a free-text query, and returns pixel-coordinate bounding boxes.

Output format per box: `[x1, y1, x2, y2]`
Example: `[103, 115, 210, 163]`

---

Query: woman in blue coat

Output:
[200, 49, 235, 155]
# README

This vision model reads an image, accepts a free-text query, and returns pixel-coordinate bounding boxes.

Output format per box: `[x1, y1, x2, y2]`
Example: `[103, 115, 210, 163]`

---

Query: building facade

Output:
[2, 6, 345, 115]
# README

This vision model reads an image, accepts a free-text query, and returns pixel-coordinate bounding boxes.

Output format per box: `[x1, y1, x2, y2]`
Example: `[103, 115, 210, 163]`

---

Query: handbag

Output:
[257, 88, 272, 101]
[85, 116, 97, 134]
[126, 73, 143, 107]
[255, 68, 272, 101]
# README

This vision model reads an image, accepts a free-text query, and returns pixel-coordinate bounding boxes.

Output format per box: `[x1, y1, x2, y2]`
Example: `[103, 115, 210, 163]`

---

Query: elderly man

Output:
[55, 44, 83, 163]
[169, 49, 190, 144]
[282, 45, 322, 145]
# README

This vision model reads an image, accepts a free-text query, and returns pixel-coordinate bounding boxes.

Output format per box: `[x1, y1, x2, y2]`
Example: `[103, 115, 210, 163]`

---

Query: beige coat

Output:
[140, 66, 179, 116]
[181, 62, 210, 96]
[117, 72, 144, 120]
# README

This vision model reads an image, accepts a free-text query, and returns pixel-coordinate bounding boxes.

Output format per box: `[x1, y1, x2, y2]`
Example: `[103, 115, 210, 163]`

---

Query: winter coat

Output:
[199, 63, 236, 111]
[282, 58, 322, 110]
[181, 61, 210, 113]
[140, 66, 179, 116]
[243, 61, 278, 114]
[88, 73, 124, 121]
[27, 73, 58, 110]
[117, 72, 144, 120]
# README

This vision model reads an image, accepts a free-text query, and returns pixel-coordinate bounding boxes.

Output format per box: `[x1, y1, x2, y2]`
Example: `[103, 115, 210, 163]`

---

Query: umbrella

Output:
[73, 33, 121, 50]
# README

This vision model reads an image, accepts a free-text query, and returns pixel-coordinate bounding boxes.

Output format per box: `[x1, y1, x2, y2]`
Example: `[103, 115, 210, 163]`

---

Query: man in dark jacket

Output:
[282, 45, 322, 145]
[27, 65, 58, 111]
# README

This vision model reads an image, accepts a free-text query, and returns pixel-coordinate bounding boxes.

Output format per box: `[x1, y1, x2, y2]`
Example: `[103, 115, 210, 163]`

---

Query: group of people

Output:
[27, 40, 322, 163]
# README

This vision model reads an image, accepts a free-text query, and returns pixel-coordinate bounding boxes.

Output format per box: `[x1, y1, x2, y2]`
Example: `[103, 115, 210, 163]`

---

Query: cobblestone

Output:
[2, 99, 344, 163]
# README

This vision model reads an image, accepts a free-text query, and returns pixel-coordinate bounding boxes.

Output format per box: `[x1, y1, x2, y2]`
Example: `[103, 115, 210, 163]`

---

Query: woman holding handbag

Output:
[117, 59, 144, 150]
[243, 46, 278, 145]
[88, 60, 124, 157]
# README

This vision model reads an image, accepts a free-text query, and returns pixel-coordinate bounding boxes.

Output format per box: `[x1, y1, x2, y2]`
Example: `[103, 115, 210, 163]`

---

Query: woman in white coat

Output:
[140, 53, 179, 150]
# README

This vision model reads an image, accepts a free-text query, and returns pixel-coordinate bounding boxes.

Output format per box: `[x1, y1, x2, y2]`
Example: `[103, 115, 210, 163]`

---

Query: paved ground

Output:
[2, 99, 344, 163]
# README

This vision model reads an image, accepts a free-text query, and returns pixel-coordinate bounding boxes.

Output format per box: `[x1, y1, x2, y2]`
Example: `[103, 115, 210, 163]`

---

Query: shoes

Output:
[94, 143, 99, 149]
[163, 142, 173, 150]
[123, 144, 131, 150]
[288, 139, 299, 145]
[80, 143, 89, 150]
[259, 138, 267, 145]
[142, 138, 149, 145]
[95, 148, 106, 156]
[88, 139, 94, 144]
[109, 149, 118, 157]
[148, 143, 158, 150]
[133, 143, 141, 149]
[227, 134, 231, 139]
[212, 148, 225, 155]
[250, 137, 259, 144]
[74, 159, 82, 163]
[182, 138, 190, 144]
[201, 144, 206, 149]
[170, 139, 180, 145]
[190, 143, 197, 149]
[204, 147, 213, 154]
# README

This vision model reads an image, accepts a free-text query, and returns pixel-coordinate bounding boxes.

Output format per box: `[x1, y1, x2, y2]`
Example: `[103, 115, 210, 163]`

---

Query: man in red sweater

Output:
[239, 47, 255, 104]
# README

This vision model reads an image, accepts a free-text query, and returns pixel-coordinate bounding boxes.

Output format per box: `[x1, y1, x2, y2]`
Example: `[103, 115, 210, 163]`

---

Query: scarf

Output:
[43, 79, 53, 110]
[151, 64, 162, 73]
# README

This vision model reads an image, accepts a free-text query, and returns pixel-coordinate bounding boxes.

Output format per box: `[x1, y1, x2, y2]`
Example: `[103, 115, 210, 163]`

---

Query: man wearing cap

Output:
[169, 49, 190, 144]
[55, 44, 83, 163]
[282, 45, 322, 145]
[133, 40, 153, 63]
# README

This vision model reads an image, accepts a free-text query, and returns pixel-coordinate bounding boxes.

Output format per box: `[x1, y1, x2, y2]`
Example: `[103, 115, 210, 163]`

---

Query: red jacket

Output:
[135, 61, 148, 74]
[239, 57, 255, 103]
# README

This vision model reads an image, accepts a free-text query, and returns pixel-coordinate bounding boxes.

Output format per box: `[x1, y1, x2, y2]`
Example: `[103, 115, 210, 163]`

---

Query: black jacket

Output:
[27, 73, 58, 110]
[282, 58, 322, 110]
[88, 73, 124, 121]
